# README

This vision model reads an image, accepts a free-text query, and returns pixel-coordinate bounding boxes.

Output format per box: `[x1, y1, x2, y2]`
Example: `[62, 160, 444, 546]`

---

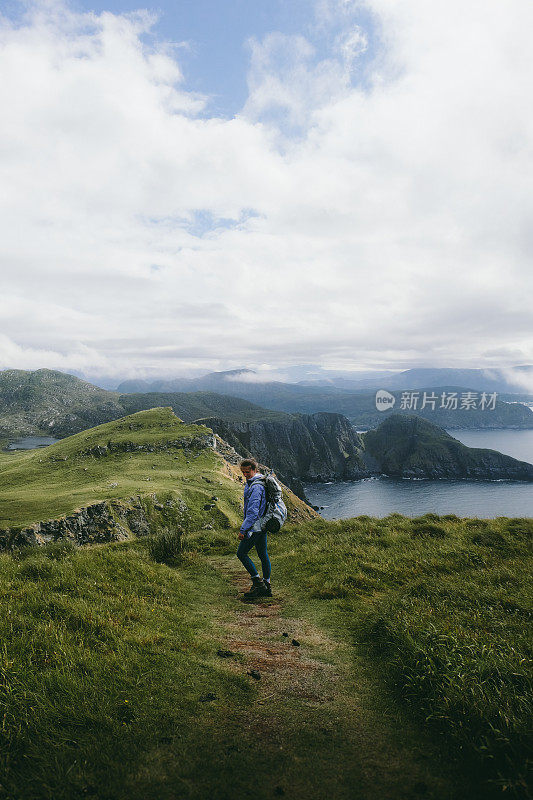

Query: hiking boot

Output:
[243, 577, 268, 599]
[263, 581, 272, 597]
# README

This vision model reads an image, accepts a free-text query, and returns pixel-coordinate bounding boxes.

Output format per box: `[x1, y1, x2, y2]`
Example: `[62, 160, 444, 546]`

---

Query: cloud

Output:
[0, 334, 112, 373]
[223, 369, 293, 384]
[496, 368, 533, 395]
[0, 0, 532, 381]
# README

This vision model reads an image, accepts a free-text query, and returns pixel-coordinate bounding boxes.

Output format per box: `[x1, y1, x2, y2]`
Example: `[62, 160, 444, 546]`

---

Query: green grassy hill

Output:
[0, 407, 312, 532]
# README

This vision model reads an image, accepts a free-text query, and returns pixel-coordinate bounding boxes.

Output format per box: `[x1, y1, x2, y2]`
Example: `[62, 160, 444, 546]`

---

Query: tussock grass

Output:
[0, 539, 255, 800]
[147, 527, 184, 564]
[268, 515, 532, 796]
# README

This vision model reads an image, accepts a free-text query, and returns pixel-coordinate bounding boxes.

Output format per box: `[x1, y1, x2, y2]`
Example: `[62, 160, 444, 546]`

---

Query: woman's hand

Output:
[238, 532, 245, 540]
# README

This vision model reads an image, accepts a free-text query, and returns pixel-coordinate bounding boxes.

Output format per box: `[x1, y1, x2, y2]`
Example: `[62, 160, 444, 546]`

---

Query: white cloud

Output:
[496, 368, 533, 395]
[223, 369, 293, 384]
[0, 0, 532, 381]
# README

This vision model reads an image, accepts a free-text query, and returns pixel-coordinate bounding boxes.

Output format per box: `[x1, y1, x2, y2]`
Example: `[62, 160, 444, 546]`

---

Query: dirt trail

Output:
[209, 556, 463, 800]
[217, 562, 341, 709]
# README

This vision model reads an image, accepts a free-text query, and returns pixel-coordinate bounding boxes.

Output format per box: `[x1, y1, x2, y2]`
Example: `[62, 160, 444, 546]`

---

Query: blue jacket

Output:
[240, 474, 267, 536]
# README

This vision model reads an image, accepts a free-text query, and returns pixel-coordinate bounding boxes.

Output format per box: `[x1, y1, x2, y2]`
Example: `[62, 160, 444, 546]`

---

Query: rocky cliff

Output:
[198, 412, 370, 491]
[362, 414, 533, 480]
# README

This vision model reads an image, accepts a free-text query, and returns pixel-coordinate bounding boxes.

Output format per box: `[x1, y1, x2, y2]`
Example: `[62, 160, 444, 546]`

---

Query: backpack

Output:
[251, 472, 287, 533]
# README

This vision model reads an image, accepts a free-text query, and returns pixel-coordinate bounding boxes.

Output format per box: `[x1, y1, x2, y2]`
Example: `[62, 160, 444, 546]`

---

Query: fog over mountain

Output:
[115, 365, 533, 396]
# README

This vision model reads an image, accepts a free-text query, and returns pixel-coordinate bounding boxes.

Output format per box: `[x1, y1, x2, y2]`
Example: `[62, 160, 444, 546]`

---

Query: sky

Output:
[0, 0, 532, 384]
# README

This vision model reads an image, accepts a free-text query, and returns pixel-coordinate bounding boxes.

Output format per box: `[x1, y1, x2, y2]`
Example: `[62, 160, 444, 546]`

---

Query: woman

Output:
[237, 458, 272, 599]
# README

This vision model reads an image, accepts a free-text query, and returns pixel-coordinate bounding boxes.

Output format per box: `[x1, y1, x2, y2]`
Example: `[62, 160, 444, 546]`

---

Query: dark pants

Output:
[237, 531, 271, 581]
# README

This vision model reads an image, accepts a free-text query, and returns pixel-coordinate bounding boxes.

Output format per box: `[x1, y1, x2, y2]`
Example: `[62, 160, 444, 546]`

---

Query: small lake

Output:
[5, 436, 59, 450]
[304, 428, 533, 519]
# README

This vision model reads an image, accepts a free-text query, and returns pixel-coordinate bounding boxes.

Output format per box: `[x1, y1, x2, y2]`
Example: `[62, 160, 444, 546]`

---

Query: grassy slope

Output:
[0, 540, 260, 800]
[0, 408, 236, 529]
[0, 515, 530, 799]
[270, 515, 533, 796]
[0, 406, 313, 531]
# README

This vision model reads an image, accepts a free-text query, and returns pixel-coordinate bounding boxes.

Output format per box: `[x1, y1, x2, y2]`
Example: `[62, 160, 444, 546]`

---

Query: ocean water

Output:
[446, 429, 533, 464]
[304, 429, 533, 519]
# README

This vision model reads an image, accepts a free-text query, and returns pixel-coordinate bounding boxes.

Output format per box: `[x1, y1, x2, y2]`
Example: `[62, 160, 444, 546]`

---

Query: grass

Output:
[264, 514, 533, 796]
[2, 515, 530, 798]
[0, 538, 264, 800]
[0, 413, 530, 797]
[0, 514, 531, 798]
[0, 408, 240, 529]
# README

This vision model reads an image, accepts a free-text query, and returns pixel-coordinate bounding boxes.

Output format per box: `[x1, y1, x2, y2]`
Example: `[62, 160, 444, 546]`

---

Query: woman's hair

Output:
[239, 458, 258, 470]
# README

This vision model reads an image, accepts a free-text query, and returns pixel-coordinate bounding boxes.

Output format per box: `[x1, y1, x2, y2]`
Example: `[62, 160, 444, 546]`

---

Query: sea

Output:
[303, 429, 533, 519]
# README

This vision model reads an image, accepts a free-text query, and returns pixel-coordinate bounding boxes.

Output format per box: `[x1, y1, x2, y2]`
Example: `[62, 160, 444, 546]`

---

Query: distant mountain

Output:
[116, 365, 533, 396]
[121, 377, 533, 429]
[377, 367, 533, 395]
[3, 370, 532, 440]
[363, 414, 533, 480]
[117, 368, 269, 394]
[0, 369, 124, 438]
[115, 366, 399, 392]
[0, 370, 292, 439]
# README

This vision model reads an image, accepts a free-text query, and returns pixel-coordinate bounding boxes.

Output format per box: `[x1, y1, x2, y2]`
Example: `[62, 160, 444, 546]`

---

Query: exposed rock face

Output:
[199, 412, 371, 487]
[0, 495, 191, 552]
[80, 434, 216, 458]
[202, 411, 533, 486]
[362, 414, 533, 480]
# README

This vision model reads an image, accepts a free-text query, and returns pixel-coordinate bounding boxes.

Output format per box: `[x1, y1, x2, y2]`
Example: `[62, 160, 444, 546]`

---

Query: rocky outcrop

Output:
[362, 414, 533, 480]
[198, 412, 371, 489]
[80, 434, 216, 458]
[0, 495, 191, 552]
